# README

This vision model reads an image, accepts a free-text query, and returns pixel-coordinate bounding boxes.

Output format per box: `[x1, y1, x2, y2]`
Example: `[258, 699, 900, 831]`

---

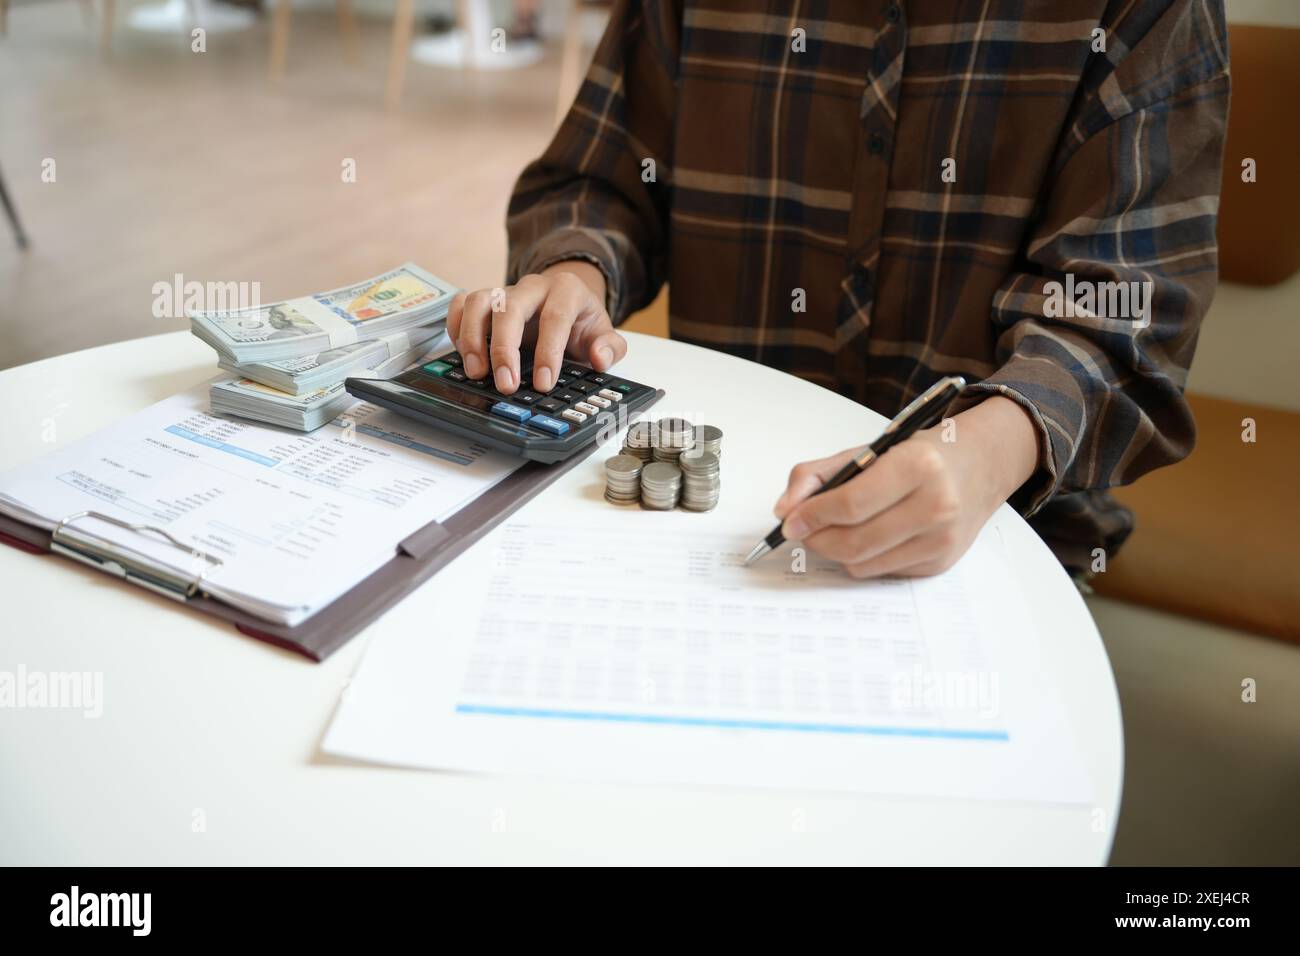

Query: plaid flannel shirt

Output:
[507, 0, 1231, 570]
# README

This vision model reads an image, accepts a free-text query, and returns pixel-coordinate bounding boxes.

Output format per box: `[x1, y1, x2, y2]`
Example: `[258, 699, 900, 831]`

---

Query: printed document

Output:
[0, 387, 520, 625]
[324, 520, 1094, 802]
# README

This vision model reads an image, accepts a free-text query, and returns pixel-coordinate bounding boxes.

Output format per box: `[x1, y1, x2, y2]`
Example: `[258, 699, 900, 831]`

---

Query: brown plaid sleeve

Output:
[950, 0, 1231, 516]
[506, 0, 680, 322]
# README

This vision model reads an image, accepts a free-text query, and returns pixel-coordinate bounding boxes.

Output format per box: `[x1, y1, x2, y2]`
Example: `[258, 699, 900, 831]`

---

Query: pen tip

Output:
[743, 541, 770, 566]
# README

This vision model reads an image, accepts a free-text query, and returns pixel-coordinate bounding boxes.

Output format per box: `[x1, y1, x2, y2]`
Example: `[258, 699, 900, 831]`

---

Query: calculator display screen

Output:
[395, 369, 497, 413]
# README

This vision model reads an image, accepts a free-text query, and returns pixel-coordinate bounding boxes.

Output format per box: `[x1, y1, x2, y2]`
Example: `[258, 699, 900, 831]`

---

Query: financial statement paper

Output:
[0, 386, 520, 625]
[324, 518, 1094, 803]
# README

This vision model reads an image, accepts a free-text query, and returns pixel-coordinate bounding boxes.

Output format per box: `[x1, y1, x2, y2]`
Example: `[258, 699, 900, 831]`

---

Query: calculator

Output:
[344, 351, 661, 463]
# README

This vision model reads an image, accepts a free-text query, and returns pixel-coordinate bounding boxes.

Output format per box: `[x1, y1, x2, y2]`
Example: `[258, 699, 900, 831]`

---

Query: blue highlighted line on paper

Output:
[455, 704, 1009, 741]
[165, 425, 279, 467]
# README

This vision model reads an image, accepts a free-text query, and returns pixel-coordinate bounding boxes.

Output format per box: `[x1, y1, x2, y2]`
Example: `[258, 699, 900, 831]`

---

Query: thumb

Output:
[773, 447, 862, 519]
[586, 328, 628, 371]
[568, 311, 626, 370]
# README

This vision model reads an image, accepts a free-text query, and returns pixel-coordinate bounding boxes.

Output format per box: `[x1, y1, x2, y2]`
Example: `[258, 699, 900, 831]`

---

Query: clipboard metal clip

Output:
[49, 510, 223, 603]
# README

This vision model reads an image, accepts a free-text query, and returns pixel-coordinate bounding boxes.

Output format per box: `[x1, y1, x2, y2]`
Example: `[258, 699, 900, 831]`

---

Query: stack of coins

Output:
[621, 421, 655, 461]
[604, 454, 644, 505]
[678, 451, 721, 511]
[685, 424, 723, 460]
[640, 461, 682, 510]
[651, 417, 694, 463]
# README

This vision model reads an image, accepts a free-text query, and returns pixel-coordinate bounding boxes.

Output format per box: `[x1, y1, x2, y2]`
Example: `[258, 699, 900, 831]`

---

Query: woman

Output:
[448, 0, 1229, 579]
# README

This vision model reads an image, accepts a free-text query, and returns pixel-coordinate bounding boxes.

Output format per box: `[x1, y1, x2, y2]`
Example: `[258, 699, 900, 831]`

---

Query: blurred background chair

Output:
[0, 161, 29, 249]
[107, 0, 256, 53]
[0, 0, 120, 54]
[554, 0, 607, 124]
[268, 0, 361, 84]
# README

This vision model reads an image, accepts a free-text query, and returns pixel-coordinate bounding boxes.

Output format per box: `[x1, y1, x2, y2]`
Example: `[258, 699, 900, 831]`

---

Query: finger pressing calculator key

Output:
[345, 351, 661, 464]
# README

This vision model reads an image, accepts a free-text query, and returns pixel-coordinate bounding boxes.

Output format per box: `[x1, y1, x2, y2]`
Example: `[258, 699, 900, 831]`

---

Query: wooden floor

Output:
[0, 4, 595, 367]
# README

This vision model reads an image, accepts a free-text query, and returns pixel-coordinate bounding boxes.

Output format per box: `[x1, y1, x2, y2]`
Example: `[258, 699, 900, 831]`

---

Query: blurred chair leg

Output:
[0, 165, 29, 250]
[100, 0, 114, 55]
[268, 0, 292, 82]
[460, 0, 481, 67]
[385, 0, 416, 110]
[338, 0, 361, 64]
[0, 0, 8, 38]
[556, 0, 585, 126]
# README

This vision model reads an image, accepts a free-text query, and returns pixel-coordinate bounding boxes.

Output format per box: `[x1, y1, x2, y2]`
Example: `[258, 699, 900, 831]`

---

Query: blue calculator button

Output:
[491, 402, 531, 423]
[527, 414, 569, 436]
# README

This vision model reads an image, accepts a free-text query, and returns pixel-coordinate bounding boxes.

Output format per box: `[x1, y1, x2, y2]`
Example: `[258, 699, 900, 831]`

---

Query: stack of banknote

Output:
[209, 345, 428, 431]
[192, 263, 457, 429]
[215, 325, 444, 395]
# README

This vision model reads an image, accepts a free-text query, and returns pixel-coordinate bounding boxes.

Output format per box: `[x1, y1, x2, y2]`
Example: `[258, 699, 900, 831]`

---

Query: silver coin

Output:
[605, 453, 647, 507]
[640, 460, 682, 509]
[605, 454, 643, 476]
[653, 444, 688, 460]
[654, 417, 695, 448]
[625, 421, 655, 448]
[641, 491, 681, 500]
[695, 424, 722, 445]
[679, 499, 717, 512]
[641, 462, 681, 482]
[683, 446, 720, 461]
[679, 451, 719, 473]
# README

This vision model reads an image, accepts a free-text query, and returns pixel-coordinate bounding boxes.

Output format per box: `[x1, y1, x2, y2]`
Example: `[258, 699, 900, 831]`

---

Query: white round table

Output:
[0, 331, 1122, 864]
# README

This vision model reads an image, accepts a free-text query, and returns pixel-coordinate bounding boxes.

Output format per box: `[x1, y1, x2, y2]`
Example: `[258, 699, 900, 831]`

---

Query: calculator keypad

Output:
[413, 351, 645, 438]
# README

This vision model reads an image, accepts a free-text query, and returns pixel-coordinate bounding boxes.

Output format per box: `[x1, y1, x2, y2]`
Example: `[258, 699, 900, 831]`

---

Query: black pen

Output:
[743, 375, 967, 566]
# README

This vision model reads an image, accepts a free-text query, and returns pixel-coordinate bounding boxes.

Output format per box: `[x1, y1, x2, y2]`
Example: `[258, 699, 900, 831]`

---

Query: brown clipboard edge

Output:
[0, 389, 664, 662]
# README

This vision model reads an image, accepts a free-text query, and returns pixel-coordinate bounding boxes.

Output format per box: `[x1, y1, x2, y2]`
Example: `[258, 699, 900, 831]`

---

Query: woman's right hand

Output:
[447, 260, 626, 394]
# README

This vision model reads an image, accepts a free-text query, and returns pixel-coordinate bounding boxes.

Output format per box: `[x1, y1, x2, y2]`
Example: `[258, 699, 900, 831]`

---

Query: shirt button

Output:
[886, 4, 901, 23]
[868, 133, 886, 155]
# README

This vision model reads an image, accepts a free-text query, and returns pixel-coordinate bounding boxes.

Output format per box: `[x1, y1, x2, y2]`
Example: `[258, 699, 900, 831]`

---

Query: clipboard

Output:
[0, 389, 663, 662]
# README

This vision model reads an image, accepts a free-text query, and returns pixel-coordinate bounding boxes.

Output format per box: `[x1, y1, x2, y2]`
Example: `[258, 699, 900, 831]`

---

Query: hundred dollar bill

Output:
[311, 264, 452, 323]
[218, 326, 446, 395]
[190, 263, 456, 364]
